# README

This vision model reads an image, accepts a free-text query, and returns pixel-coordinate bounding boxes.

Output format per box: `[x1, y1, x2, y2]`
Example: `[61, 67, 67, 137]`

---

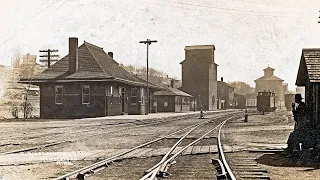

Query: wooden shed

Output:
[154, 87, 192, 112]
[296, 48, 320, 128]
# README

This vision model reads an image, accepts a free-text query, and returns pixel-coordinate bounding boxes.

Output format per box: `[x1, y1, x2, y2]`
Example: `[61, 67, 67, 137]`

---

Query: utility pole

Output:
[39, 49, 59, 68]
[193, 77, 196, 112]
[139, 39, 157, 115]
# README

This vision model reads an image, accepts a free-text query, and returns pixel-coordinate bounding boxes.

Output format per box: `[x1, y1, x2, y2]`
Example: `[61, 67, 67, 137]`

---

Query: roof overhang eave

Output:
[113, 78, 161, 89]
[309, 79, 320, 83]
[18, 77, 115, 84]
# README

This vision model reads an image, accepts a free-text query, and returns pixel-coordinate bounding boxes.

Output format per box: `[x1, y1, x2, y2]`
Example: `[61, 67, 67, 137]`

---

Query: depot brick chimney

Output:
[69, 37, 78, 73]
[108, 52, 113, 58]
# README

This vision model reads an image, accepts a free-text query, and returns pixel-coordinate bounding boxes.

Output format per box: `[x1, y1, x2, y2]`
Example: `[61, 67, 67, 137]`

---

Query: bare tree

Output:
[228, 81, 255, 98]
[12, 49, 21, 68]
[124, 65, 168, 78]
[18, 54, 38, 119]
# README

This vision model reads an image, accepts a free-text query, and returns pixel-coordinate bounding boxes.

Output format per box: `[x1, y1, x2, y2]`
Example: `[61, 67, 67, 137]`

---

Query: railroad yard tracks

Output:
[53, 112, 241, 180]
[0, 110, 236, 155]
[215, 117, 271, 180]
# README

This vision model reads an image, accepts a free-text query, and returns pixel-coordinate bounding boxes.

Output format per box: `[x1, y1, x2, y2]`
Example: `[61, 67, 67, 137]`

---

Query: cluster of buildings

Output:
[20, 37, 284, 119]
[254, 66, 290, 108]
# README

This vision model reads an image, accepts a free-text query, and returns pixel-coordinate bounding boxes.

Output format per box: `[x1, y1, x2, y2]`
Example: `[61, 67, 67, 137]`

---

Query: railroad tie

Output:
[191, 146, 202, 155]
[240, 175, 271, 179]
[181, 146, 193, 155]
[199, 145, 210, 154]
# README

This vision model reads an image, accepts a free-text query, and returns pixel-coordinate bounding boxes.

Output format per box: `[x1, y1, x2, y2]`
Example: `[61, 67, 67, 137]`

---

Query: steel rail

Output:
[143, 116, 220, 175]
[140, 116, 236, 180]
[54, 125, 193, 180]
[2, 116, 188, 156]
[213, 159, 227, 177]
[217, 118, 236, 180]
[54, 112, 237, 180]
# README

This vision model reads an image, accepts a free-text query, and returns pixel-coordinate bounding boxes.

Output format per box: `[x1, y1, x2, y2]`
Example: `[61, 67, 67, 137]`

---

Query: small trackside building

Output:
[296, 48, 320, 129]
[217, 77, 235, 109]
[154, 87, 192, 112]
[20, 37, 158, 119]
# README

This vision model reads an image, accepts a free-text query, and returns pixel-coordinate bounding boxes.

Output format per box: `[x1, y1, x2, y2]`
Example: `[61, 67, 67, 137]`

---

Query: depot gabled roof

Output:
[296, 48, 320, 86]
[20, 41, 155, 87]
[154, 87, 192, 97]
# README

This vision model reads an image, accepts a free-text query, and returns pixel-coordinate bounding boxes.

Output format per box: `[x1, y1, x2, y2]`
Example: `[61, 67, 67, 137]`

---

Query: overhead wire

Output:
[156, 0, 315, 16]
[219, 0, 315, 8]
[0, 0, 67, 46]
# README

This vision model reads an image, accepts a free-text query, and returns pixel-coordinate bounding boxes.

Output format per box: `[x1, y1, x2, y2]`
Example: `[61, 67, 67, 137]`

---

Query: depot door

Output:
[121, 88, 128, 114]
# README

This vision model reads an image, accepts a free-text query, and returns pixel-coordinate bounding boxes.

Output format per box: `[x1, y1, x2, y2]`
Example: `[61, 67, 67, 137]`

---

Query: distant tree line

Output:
[123, 64, 168, 78]
[228, 81, 256, 98]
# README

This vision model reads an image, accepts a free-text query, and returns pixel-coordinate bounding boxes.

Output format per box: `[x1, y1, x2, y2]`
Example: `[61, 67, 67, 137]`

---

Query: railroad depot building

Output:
[20, 37, 159, 118]
[179, 45, 218, 111]
[138, 75, 192, 112]
[254, 66, 284, 107]
[296, 48, 320, 129]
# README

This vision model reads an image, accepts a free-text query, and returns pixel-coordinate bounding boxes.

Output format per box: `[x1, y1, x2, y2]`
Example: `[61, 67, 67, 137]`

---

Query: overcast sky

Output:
[1, 0, 320, 90]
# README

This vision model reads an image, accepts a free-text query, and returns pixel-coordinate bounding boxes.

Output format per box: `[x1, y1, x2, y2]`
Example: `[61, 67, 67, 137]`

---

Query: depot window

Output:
[82, 85, 90, 104]
[141, 88, 144, 105]
[131, 88, 138, 105]
[119, 87, 122, 104]
[55, 86, 63, 104]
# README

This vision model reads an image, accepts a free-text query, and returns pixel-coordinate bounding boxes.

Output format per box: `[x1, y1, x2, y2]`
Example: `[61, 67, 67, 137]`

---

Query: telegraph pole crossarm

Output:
[139, 39, 157, 115]
[39, 49, 59, 68]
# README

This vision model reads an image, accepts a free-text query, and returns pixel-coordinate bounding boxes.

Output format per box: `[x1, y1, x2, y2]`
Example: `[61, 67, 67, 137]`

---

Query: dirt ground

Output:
[3, 109, 320, 180]
[0, 112, 230, 179]
[224, 109, 320, 180]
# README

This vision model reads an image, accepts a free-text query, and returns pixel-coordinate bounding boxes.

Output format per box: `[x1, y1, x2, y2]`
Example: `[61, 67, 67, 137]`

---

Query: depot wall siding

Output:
[156, 96, 175, 112]
[156, 96, 191, 112]
[39, 82, 150, 118]
[40, 82, 105, 118]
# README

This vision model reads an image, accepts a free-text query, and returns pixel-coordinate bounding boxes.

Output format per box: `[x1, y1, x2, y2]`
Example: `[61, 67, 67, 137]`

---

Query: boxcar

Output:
[284, 94, 295, 111]
[257, 91, 276, 112]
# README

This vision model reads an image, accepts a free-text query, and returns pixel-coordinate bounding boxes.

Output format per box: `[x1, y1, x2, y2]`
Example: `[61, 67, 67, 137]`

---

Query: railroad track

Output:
[214, 116, 271, 180]
[0, 110, 238, 155]
[53, 112, 242, 180]
[0, 109, 238, 144]
[0, 120, 140, 145]
[140, 116, 239, 180]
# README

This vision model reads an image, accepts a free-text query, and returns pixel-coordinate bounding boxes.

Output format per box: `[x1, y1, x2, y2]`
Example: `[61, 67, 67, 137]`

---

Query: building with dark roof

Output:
[296, 48, 320, 128]
[137, 74, 192, 112]
[217, 77, 235, 109]
[154, 87, 192, 112]
[179, 45, 218, 111]
[20, 37, 159, 118]
[137, 75, 181, 89]
[254, 66, 284, 107]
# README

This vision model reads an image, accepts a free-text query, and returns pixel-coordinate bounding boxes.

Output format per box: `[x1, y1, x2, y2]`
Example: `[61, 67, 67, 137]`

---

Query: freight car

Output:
[257, 91, 276, 112]
[284, 94, 295, 111]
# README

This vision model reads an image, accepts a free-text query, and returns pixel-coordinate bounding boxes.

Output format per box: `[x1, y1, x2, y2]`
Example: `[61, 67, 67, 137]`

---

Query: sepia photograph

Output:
[0, 0, 320, 179]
